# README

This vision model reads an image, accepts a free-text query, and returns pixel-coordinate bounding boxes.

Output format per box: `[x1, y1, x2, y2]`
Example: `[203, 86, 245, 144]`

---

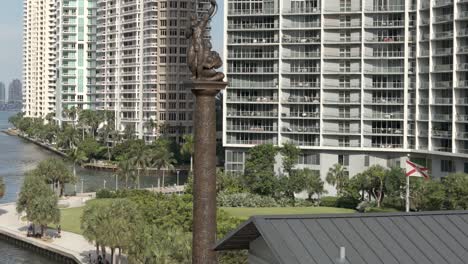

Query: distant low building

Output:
[0, 82, 5, 104]
[8, 79, 22, 104]
[216, 211, 468, 264]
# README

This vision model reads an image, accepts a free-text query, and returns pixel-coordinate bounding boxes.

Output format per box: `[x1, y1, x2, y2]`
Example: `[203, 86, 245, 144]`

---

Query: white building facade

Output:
[23, 0, 57, 118]
[55, 0, 98, 123]
[223, 0, 468, 184]
[95, 0, 212, 142]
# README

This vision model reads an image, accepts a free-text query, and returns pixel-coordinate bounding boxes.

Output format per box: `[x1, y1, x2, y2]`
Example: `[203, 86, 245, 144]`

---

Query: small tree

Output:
[34, 158, 76, 197]
[412, 179, 445, 211]
[302, 169, 325, 200]
[326, 163, 349, 196]
[280, 143, 301, 176]
[17, 173, 60, 237]
[367, 165, 387, 208]
[243, 144, 279, 196]
[181, 134, 194, 173]
[444, 173, 468, 210]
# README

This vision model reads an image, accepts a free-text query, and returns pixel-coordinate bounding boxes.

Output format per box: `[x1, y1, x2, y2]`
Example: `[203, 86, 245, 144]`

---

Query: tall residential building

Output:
[23, 0, 56, 118]
[0, 82, 6, 104]
[55, 0, 98, 124]
[96, 0, 210, 142]
[8, 79, 23, 104]
[224, 0, 468, 186]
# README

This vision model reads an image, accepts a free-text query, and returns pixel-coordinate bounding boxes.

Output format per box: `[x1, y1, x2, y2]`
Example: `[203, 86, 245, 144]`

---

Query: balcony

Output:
[365, 5, 404, 12]
[432, 64, 453, 72]
[282, 36, 320, 44]
[226, 125, 277, 133]
[283, 7, 320, 15]
[365, 98, 403, 104]
[228, 52, 278, 60]
[324, 142, 361, 148]
[282, 112, 320, 119]
[324, 51, 361, 59]
[457, 63, 468, 71]
[365, 112, 404, 119]
[324, 36, 361, 43]
[228, 37, 278, 45]
[366, 66, 404, 74]
[433, 0, 453, 8]
[323, 84, 361, 90]
[322, 128, 361, 134]
[227, 22, 279, 30]
[432, 31, 454, 40]
[285, 82, 320, 89]
[456, 81, 468, 88]
[282, 126, 320, 133]
[227, 66, 278, 74]
[227, 96, 278, 103]
[324, 66, 361, 74]
[366, 20, 404, 28]
[458, 11, 468, 20]
[365, 128, 403, 135]
[457, 114, 468, 122]
[432, 130, 452, 138]
[322, 113, 361, 119]
[226, 111, 278, 118]
[433, 14, 454, 23]
[456, 132, 468, 139]
[282, 51, 320, 59]
[283, 67, 320, 74]
[282, 139, 319, 147]
[367, 51, 404, 58]
[432, 98, 453, 104]
[324, 7, 361, 13]
[323, 98, 360, 104]
[432, 114, 452, 121]
[283, 22, 320, 29]
[324, 21, 361, 28]
[227, 138, 276, 145]
[433, 81, 453, 89]
[420, 98, 430, 104]
[228, 8, 278, 16]
[368, 82, 404, 89]
[367, 143, 403, 149]
[433, 47, 453, 56]
[365, 36, 404, 43]
[282, 96, 320, 103]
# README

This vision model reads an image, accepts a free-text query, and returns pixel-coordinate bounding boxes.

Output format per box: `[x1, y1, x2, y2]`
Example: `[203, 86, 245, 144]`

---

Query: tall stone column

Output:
[186, 80, 227, 264]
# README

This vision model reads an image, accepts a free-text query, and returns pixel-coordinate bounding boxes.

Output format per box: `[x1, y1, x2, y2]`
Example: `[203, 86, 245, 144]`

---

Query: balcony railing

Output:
[433, 81, 452, 88]
[282, 112, 320, 118]
[365, 5, 404, 12]
[286, 82, 320, 89]
[227, 139, 276, 145]
[456, 132, 468, 139]
[228, 38, 278, 45]
[432, 130, 452, 137]
[283, 52, 320, 59]
[325, 37, 361, 43]
[283, 67, 320, 73]
[283, 22, 320, 28]
[228, 8, 278, 15]
[324, 51, 361, 58]
[324, 142, 361, 148]
[368, 51, 404, 57]
[323, 84, 361, 89]
[458, 29, 468, 37]
[365, 128, 403, 134]
[365, 113, 404, 119]
[226, 111, 278, 118]
[459, 11, 468, 20]
[227, 67, 278, 74]
[324, 66, 361, 73]
[366, 36, 404, 42]
[283, 139, 319, 146]
[227, 22, 279, 30]
[433, 0, 453, 7]
[283, 7, 320, 14]
[324, 7, 361, 13]
[458, 63, 468, 71]
[324, 21, 361, 28]
[323, 98, 360, 104]
[282, 36, 320, 44]
[456, 81, 468, 88]
[367, 98, 403, 104]
[457, 114, 468, 121]
[228, 52, 278, 59]
[367, 20, 404, 27]
[227, 96, 278, 103]
[322, 129, 360, 134]
[432, 98, 453, 104]
[432, 114, 452, 120]
[457, 98, 468, 104]
[283, 96, 320, 103]
[433, 14, 454, 23]
[432, 65, 453, 72]
[432, 31, 454, 39]
[366, 66, 404, 73]
[282, 127, 320, 133]
[322, 113, 361, 119]
[369, 82, 404, 89]
[367, 143, 403, 149]
[226, 125, 277, 132]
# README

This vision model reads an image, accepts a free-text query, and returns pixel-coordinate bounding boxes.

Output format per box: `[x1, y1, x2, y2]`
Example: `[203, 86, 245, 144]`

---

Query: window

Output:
[364, 155, 370, 167]
[441, 160, 455, 172]
[338, 155, 349, 166]
[298, 153, 320, 165]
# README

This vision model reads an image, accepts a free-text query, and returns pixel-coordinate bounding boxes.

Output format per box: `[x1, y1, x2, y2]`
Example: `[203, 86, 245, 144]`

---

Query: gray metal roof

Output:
[214, 211, 468, 264]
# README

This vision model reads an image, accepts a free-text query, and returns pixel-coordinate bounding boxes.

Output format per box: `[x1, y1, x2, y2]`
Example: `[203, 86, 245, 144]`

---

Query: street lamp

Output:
[81, 179, 84, 194]
[176, 170, 180, 186]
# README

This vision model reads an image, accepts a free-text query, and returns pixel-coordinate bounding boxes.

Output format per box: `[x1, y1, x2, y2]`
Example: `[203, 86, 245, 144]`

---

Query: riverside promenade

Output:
[0, 198, 99, 264]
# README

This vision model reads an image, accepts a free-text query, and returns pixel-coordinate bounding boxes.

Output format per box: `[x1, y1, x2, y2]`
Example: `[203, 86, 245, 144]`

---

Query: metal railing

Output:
[282, 127, 320, 133]
[282, 112, 320, 118]
[226, 111, 278, 118]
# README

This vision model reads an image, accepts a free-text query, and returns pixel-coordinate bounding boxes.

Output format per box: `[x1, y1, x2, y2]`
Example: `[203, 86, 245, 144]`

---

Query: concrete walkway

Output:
[0, 201, 118, 264]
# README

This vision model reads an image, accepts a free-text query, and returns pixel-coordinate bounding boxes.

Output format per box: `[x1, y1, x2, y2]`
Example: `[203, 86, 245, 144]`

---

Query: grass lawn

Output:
[220, 207, 355, 220]
[60, 199, 113, 235]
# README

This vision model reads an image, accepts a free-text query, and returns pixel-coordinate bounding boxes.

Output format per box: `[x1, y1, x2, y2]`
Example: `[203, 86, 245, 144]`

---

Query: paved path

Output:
[0, 202, 124, 264]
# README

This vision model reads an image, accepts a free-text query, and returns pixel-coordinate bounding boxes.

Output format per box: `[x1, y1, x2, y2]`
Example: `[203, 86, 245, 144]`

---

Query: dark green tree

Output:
[280, 142, 301, 176]
[444, 173, 468, 210]
[243, 144, 279, 196]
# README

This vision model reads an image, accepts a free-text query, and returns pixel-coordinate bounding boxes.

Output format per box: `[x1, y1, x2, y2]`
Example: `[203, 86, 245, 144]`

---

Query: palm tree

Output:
[181, 134, 194, 173]
[326, 163, 349, 196]
[130, 147, 150, 189]
[116, 160, 135, 189]
[57, 124, 80, 150]
[68, 147, 87, 179]
[153, 149, 177, 189]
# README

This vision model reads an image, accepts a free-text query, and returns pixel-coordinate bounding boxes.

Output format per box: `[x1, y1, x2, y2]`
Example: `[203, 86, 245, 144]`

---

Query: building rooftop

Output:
[215, 211, 468, 264]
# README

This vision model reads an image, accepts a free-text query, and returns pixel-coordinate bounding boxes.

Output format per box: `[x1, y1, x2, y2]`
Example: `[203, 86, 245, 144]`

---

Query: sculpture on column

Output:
[186, 0, 224, 82]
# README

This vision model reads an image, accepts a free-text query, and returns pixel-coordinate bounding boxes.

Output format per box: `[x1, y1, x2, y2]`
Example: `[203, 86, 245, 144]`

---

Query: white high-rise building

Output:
[95, 0, 211, 142]
[23, 0, 57, 118]
[55, 0, 98, 124]
[224, 0, 468, 184]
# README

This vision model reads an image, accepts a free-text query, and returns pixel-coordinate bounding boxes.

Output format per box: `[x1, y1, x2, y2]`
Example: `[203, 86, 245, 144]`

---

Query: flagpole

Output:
[405, 174, 410, 212]
[406, 154, 411, 212]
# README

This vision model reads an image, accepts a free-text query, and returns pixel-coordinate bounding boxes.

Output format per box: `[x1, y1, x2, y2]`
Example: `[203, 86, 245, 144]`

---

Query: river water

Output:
[0, 111, 188, 204]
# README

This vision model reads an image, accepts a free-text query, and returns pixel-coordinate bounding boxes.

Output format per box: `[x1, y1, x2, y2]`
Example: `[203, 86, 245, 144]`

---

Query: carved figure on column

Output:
[186, 0, 224, 82]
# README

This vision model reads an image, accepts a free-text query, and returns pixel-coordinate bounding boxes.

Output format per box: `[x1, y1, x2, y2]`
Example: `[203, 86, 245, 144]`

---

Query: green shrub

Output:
[336, 195, 360, 209]
[217, 192, 278, 208]
[319, 196, 338, 207]
[294, 199, 315, 207]
[96, 188, 116, 199]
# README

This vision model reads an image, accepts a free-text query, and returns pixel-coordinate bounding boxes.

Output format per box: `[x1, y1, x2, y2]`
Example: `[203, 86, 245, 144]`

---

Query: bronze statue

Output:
[186, 0, 224, 82]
